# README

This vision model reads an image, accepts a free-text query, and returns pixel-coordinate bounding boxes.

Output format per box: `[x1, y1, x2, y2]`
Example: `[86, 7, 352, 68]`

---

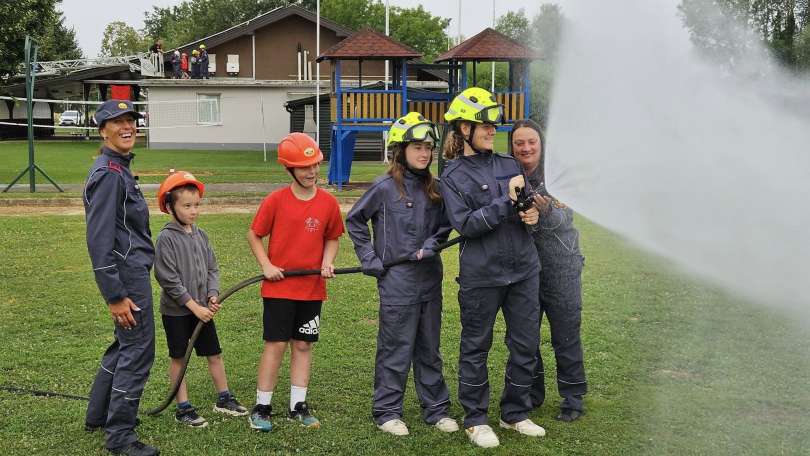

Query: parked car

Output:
[58, 110, 83, 126]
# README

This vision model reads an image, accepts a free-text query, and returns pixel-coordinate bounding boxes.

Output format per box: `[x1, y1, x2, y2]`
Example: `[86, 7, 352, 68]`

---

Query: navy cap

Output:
[94, 100, 142, 126]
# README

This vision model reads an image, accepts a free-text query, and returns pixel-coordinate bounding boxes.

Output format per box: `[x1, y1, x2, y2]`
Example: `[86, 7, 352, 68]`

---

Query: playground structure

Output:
[317, 27, 539, 187]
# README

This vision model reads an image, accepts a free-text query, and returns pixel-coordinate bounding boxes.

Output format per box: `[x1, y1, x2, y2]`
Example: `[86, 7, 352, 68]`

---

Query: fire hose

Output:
[145, 235, 463, 415]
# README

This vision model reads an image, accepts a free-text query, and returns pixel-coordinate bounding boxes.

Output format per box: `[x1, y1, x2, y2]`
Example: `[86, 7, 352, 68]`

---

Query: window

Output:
[197, 93, 221, 125]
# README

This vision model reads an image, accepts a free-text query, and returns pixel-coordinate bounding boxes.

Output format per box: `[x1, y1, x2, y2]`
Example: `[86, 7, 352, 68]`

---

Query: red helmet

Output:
[157, 170, 205, 214]
[278, 132, 323, 168]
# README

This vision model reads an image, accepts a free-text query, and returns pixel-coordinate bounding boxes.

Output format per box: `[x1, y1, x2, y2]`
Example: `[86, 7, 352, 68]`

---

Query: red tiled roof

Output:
[317, 28, 422, 61]
[435, 28, 539, 62]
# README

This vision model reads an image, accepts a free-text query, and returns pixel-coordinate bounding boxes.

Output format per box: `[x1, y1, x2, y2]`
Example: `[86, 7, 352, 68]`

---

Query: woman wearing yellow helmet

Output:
[346, 112, 460, 437]
[439, 88, 546, 448]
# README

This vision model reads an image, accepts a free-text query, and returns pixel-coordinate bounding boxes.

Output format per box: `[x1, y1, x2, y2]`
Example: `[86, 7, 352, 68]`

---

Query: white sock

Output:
[256, 390, 273, 406]
[290, 385, 307, 411]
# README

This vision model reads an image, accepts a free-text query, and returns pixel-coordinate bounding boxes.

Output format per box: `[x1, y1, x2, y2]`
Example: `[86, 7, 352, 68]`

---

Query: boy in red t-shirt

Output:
[247, 133, 344, 432]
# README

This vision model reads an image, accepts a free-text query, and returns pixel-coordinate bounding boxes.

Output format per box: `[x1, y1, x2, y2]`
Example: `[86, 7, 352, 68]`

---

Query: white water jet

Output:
[545, 0, 810, 316]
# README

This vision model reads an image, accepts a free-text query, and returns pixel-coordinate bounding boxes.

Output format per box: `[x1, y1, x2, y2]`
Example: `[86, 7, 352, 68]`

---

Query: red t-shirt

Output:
[250, 187, 344, 300]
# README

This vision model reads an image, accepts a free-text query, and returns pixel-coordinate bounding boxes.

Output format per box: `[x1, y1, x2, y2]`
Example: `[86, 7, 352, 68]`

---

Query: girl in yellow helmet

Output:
[439, 87, 546, 448]
[346, 112, 460, 436]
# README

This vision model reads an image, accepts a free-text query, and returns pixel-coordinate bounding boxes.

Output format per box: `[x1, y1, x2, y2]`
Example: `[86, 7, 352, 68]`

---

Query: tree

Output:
[0, 0, 82, 79]
[679, 0, 810, 70]
[531, 4, 564, 64]
[38, 15, 83, 62]
[321, 0, 450, 61]
[143, 0, 302, 49]
[100, 21, 150, 57]
[496, 9, 531, 43]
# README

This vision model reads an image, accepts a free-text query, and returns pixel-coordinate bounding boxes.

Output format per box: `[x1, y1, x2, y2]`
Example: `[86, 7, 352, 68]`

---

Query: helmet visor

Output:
[403, 122, 439, 144]
[475, 105, 504, 124]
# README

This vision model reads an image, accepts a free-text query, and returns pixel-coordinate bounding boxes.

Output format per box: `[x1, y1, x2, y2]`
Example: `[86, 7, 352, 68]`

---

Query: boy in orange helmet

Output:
[247, 133, 344, 432]
[154, 171, 248, 428]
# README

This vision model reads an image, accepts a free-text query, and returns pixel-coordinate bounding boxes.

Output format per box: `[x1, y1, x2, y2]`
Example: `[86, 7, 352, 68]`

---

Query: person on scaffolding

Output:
[346, 112, 460, 437]
[246, 133, 344, 433]
[199, 44, 209, 79]
[440, 87, 545, 448]
[83, 100, 158, 456]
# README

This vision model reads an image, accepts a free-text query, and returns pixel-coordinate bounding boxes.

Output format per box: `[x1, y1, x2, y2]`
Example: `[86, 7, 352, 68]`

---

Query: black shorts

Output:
[162, 314, 222, 359]
[262, 298, 322, 342]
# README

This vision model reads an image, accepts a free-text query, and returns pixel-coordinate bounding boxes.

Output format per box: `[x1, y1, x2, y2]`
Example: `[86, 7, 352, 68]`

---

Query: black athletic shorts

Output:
[262, 298, 322, 342]
[162, 314, 222, 359]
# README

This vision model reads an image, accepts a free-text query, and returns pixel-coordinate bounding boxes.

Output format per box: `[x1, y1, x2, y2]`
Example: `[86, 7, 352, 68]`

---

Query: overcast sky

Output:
[59, 0, 564, 58]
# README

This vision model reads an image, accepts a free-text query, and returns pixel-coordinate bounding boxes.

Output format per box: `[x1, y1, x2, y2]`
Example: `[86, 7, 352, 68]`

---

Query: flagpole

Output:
[491, 0, 496, 93]
[316, 0, 321, 145]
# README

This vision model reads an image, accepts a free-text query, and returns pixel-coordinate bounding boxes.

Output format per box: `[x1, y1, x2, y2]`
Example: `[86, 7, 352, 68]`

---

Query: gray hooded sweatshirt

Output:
[154, 221, 219, 316]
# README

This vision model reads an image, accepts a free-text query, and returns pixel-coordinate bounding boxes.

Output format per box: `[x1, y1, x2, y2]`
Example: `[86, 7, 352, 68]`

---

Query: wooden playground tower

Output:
[316, 27, 539, 187]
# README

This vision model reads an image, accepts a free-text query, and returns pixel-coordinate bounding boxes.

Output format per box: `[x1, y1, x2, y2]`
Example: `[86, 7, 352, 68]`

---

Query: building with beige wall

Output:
[146, 4, 445, 151]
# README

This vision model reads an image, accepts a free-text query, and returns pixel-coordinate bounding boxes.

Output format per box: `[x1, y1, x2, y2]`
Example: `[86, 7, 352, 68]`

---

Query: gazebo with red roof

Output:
[316, 28, 427, 186]
[436, 27, 540, 126]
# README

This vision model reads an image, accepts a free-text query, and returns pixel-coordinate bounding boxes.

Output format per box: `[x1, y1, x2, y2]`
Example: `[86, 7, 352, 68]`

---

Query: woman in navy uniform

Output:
[83, 100, 159, 456]
[346, 113, 459, 437]
[511, 119, 587, 422]
[439, 87, 544, 448]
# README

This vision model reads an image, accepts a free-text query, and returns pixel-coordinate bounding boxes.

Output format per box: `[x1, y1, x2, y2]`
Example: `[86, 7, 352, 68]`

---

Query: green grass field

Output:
[1, 211, 809, 455]
[0, 134, 511, 188]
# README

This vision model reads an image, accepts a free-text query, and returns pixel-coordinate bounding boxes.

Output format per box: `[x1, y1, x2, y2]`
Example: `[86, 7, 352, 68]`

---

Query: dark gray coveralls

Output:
[346, 172, 453, 426]
[200, 50, 209, 79]
[83, 147, 156, 450]
[526, 166, 587, 412]
[439, 152, 541, 428]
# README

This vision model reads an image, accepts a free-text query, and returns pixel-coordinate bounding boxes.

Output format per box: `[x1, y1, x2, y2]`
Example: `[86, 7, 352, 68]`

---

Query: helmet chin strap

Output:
[287, 167, 306, 188]
[397, 144, 432, 177]
[461, 123, 492, 155]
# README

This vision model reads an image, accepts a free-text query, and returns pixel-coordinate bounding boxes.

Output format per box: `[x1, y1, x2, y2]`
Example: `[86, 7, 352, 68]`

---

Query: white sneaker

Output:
[377, 418, 409, 436]
[465, 424, 500, 448]
[499, 418, 546, 437]
[434, 417, 459, 433]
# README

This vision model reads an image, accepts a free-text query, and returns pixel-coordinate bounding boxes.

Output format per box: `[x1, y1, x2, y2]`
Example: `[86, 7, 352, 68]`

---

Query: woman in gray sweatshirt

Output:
[511, 119, 587, 422]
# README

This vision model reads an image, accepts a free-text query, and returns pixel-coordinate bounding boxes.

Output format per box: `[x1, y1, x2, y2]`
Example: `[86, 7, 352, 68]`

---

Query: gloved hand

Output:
[410, 248, 436, 261]
[508, 175, 525, 202]
[361, 256, 387, 278]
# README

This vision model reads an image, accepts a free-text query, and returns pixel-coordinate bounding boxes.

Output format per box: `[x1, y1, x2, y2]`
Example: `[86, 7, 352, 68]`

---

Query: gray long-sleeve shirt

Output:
[154, 221, 219, 316]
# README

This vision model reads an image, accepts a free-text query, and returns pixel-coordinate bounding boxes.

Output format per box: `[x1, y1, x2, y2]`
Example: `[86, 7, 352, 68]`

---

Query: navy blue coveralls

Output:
[346, 172, 453, 426]
[200, 50, 209, 79]
[439, 152, 541, 428]
[526, 167, 588, 412]
[83, 147, 156, 450]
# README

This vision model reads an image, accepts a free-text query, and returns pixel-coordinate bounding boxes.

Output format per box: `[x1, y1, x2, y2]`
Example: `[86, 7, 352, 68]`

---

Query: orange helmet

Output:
[157, 170, 205, 214]
[277, 132, 323, 168]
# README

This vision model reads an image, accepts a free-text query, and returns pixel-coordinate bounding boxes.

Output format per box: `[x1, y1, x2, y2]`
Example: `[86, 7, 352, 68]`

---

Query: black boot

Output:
[107, 441, 159, 456]
[555, 408, 583, 422]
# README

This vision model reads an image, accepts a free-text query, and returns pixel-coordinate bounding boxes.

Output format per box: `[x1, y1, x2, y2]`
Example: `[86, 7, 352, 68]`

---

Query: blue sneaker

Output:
[249, 404, 273, 432]
[289, 401, 320, 428]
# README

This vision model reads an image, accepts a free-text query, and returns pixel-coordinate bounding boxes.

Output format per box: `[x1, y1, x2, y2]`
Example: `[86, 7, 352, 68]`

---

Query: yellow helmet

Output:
[386, 112, 439, 149]
[199, 44, 206, 49]
[444, 87, 504, 124]
[192, 49, 199, 56]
